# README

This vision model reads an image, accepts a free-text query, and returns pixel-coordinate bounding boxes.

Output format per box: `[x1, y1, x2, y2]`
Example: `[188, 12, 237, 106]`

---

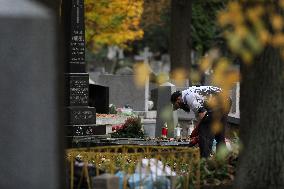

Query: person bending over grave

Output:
[171, 86, 231, 158]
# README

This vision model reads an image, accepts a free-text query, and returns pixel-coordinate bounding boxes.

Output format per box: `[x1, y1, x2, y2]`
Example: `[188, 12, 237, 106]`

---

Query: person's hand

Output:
[189, 136, 199, 147]
[190, 126, 199, 138]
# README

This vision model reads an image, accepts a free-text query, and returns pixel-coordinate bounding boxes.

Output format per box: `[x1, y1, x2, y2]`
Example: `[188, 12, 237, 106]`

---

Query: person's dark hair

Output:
[170, 91, 182, 104]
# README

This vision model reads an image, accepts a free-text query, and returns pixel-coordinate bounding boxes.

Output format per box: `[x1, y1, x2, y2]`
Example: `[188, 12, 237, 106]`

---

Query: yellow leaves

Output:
[211, 121, 222, 135]
[133, 62, 150, 87]
[206, 57, 239, 123]
[200, 57, 212, 72]
[212, 58, 240, 94]
[235, 25, 248, 39]
[190, 71, 201, 85]
[212, 58, 230, 86]
[219, 91, 231, 114]
[215, 58, 229, 73]
[127, 1, 143, 17]
[272, 33, 284, 47]
[217, 12, 230, 27]
[131, 19, 140, 27]
[218, 2, 281, 64]
[228, 1, 241, 13]
[218, 1, 284, 64]
[246, 33, 262, 54]
[226, 72, 240, 86]
[199, 49, 220, 72]
[212, 59, 240, 86]
[171, 68, 187, 87]
[259, 30, 270, 45]
[226, 33, 242, 53]
[279, 0, 284, 9]
[246, 5, 264, 23]
[218, 2, 243, 27]
[271, 14, 283, 31]
[207, 96, 218, 112]
[156, 73, 169, 85]
[85, 0, 144, 51]
[228, 2, 243, 25]
[207, 90, 232, 127]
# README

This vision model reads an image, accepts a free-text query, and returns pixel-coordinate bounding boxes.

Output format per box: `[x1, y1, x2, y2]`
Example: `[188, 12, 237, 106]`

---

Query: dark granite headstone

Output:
[89, 84, 109, 114]
[92, 124, 112, 135]
[66, 125, 96, 136]
[66, 107, 96, 125]
[63, 0, 86, 73]
[0, 1, 64, 188]
[62, 0, 96, 145]
[66, 74, 89, 106]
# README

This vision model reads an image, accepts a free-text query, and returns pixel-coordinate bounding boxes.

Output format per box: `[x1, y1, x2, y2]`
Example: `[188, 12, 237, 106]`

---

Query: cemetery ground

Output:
[77, 71, 240, 189]
[66, 108, 240, 189]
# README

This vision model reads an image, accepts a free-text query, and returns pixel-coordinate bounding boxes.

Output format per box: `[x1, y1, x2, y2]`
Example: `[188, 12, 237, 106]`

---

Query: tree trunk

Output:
[234, 46, 284, 188]
[170, 0, 192, 78]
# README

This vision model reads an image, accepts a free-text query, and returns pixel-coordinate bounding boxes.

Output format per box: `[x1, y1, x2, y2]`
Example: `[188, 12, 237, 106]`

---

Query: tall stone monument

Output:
[0, 0, 64, 188]
[62, 0, 96, 146]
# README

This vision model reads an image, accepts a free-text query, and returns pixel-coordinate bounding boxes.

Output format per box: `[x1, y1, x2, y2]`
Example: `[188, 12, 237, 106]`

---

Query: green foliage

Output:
[143, 9, 170, 53]
[132, 7, 170, 53]
[199, 152, 237, 186]
[133, 0, 227, 56]
[85, 47, 107, 63]
[111, 117, 145, 138]
[191, 0, 228, 55]
[109, 104, 118, 114]
[199, 136, 240, 187]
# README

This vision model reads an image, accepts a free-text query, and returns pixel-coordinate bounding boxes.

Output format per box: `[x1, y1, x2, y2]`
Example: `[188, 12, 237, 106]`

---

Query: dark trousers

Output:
[198, 111, 227, 158]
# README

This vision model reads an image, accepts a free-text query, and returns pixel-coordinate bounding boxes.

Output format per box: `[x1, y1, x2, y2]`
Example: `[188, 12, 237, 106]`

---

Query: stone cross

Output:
[142, 46, 152, 64]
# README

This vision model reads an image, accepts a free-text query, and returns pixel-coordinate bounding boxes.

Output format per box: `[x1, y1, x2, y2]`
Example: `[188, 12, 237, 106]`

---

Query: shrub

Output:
[111, 117, 145, 138]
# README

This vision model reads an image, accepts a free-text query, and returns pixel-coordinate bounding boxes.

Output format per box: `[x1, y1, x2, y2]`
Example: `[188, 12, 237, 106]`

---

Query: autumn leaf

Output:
[171, 68, 187, 87]
[85, 0, 144, 51]
[133, 62, 150, 87]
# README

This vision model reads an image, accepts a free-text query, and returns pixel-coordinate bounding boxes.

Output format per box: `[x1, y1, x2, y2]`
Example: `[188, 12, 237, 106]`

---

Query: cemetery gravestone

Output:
[155, 82, 178, 138]
[228, 82, 240, 124]
[134, 46, 152, 64]
[150, 88, 158, 110]
[142, 119, 156, 138]
[89, 84, 109, 114]
[0, 1, 64, 188]
[97, 74, 149, 111]
[62, 0, 96, 145]
[115, 66, 133, 75]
